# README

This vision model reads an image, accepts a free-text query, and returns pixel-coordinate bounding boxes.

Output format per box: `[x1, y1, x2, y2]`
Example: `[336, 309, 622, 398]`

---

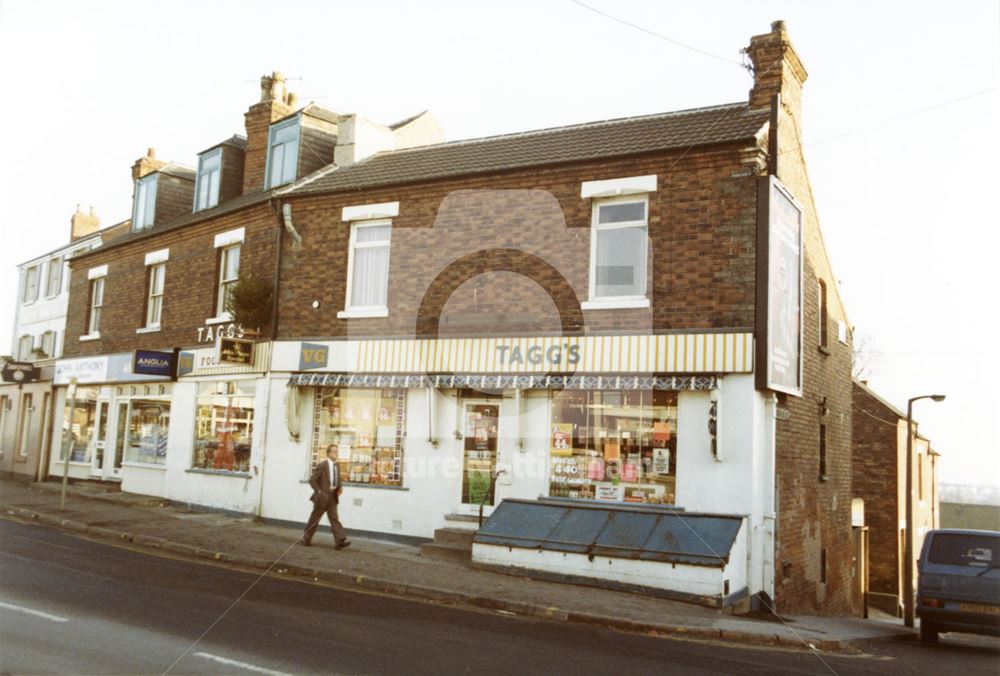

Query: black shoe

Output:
[334, 540, 351, 550]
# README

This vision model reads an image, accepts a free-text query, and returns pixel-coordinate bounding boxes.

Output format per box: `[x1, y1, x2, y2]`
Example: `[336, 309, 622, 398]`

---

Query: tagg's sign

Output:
[132, 350, 175, 377]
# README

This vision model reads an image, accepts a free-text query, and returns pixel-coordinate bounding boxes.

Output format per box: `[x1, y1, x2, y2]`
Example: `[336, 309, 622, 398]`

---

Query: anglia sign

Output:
[1, 361, 40, 384]
[132, 350, 176, 378]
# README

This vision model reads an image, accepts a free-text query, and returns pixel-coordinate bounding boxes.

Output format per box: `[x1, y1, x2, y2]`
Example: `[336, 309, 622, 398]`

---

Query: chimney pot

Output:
[147, 147, 156, 159]
[287, 92, 298, 108]
[771, 20, 786, 31]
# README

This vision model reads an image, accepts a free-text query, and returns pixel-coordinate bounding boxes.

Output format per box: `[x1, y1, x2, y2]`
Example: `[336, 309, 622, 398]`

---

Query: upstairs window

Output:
[589, 197, 648, 302]
[45, 257, 63, 298]
[818, 279, 828, 348]
[145, 263, 166, 328]
[344, 221, 391, 314]
[17, 335, 33, 360]
[40, 330, 56, 358]
[87, 277, 105, 335]
[21, 265, 40, 303]
[216, 244, 241, 317]
[133, 174, 158, 230]
[194, 149, 222, 211]
[266, 118, 300, 188]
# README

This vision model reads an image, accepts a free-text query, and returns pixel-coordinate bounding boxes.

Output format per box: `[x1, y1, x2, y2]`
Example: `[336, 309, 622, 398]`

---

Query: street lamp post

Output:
[903, 393, 945, 628]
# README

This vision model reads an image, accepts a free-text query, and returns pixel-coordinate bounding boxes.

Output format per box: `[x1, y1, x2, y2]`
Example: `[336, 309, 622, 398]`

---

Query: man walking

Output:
[303, 445, 351, 549]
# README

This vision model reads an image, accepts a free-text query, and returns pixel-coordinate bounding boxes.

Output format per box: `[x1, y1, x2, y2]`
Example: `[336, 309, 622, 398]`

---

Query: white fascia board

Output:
[144, 248, 170, 265]
[214, 227, 245, 248]
[87, 265, 108, 280]
[342, 201, 399, 222]
[581, 174, 657, 198]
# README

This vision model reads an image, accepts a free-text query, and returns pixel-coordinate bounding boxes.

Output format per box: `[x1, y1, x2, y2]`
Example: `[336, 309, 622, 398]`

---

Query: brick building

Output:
[51, 23, 856, 614]
[852, 380, 940, 615]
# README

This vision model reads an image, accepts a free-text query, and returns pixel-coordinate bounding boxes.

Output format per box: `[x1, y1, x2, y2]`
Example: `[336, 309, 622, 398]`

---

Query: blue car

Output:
[917, 529, 1000, 642]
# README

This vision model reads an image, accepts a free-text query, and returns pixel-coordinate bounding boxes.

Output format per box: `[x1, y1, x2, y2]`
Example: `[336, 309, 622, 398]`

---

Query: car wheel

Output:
[919, 621, 939, 643]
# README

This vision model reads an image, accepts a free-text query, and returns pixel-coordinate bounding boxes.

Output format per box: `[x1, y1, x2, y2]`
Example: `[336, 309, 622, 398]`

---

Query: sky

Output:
[0, 0, 998, 487]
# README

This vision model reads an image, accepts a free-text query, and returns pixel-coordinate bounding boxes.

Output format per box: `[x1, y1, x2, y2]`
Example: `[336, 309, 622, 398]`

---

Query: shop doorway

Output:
[460, 401, 499, 514]
[90, 400, 110, 478]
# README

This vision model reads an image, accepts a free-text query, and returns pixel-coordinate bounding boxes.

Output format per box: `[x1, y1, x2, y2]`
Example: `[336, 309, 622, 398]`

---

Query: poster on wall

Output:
[550, 423, 573, 456]
[756, 176, 803, 397]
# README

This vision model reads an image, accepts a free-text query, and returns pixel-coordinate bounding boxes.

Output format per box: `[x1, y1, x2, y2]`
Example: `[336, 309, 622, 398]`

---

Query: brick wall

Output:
[62, 205, 278, 356]
[154, 174, 195, 226]
[218, 145, 245, 204]
[276, 145, 760, 341]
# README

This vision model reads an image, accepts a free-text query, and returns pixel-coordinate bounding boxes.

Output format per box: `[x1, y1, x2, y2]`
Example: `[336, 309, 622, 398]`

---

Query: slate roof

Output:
[290, 102, 768, 195]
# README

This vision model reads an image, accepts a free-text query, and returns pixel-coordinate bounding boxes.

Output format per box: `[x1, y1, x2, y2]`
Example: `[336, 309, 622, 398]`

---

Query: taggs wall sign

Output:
[218, 337, 254, 365]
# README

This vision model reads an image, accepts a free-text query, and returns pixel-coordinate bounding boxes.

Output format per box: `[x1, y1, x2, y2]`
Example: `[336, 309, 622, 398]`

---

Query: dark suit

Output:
[304, 458, 348, 545]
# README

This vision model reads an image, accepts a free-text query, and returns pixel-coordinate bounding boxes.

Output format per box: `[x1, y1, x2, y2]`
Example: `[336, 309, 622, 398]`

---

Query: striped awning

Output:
[287, 372, 718, 391]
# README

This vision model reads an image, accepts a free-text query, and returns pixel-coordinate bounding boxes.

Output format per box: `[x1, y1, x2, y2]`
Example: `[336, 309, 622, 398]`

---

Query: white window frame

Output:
[21, 265, 40, 304]
[338, 219, 391, 318]
[45, 256, 63, 298]
[133, 174, 158, 231]
[144, 263, 166, 330]
[264, 117, 300, 189]
[216, 243, 241, 319]
[583, 195, 651, 310]
[194, 148, 222, 212]
[83, 276, 105, 340]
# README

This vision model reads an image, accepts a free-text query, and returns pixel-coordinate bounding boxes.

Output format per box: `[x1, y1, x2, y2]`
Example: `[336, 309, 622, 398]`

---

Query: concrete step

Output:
[420, 541, 472, 563]
[433, 527, 476, 546]
[444, 513, 481, 527]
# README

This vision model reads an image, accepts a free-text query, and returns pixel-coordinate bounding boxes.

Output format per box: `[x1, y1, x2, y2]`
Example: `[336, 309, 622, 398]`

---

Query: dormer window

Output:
[265, 117, 300, 188]
[194, 149, 222, 211]
[133, 174, 158, 230]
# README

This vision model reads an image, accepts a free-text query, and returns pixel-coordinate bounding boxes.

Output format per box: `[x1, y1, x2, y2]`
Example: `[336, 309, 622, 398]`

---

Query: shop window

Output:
[589, 197, 648, 302]
[45, 256, 63, 298]
[194, 148, 222, 211]
[549, 389, 678, 504]
[312, 388, 406, 486]
[193, 380, 255, 472]
[122, 399, 170, 465]
[216, 243, 240, 317]
[21, 265, 40, 303]
[343, 221, 391, 315]
[62, 387, 99, 462]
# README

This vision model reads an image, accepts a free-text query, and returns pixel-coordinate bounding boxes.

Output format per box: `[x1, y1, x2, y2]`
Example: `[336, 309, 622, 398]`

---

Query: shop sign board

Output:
[756, 176, 803, 397]
[1, 360, 40, 383]
[299, 342, 329, 370]
[54, 356, 108, 385]
[218, 337, 254, 365]
[133, 350, 175, 377]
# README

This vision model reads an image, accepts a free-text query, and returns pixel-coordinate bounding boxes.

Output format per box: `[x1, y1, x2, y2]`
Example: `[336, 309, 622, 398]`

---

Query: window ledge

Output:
[817, 345, 831, 356]
[136, 326, 161, 334]
[121, 461, 166, 470]
[205, 314, 234, 325]
[819, 474, 829, 482]
[298, 479, 407, 491]
[186, 468, 252, 478]
[79, 332, 101, 342]
[337, 308, 389, 319]
[581, 298, 650, 311]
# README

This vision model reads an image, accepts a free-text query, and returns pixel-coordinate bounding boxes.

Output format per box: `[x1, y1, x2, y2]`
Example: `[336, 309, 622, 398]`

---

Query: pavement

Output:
[0, 477, 914, 654]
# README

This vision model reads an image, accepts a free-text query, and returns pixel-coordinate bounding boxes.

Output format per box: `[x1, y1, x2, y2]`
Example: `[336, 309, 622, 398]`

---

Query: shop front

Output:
[267, 332, 768, 552]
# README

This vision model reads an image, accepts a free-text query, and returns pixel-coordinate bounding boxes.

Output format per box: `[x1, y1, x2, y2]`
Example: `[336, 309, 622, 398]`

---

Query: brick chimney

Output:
[70, 204, 100, 241]
[131, 147, 166, 181]
[744, 21, 808, 118]
[243, 71, 297, 192]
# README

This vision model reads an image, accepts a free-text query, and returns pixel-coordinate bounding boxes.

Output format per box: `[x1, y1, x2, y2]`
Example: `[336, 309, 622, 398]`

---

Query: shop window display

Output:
[193, 380, 255, 472]
[62, 386, 99, 462]
[312, 388, 405, 486]
[125, 399, 171, 465]
[549, 390, 677, 504]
